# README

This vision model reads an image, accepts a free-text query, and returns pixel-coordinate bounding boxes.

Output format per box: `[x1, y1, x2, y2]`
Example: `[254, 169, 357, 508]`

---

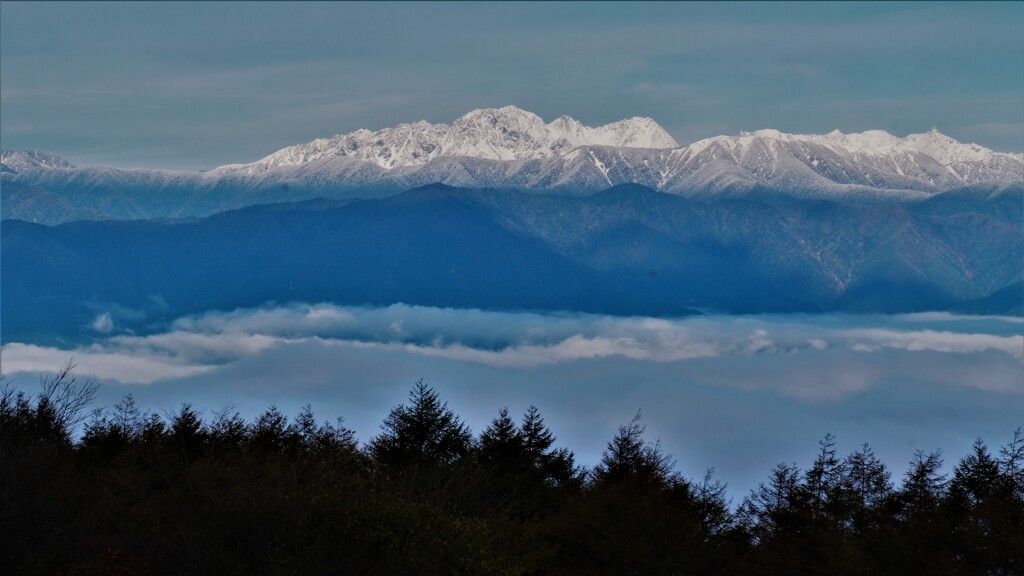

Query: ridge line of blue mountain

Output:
[2, 183, 1021, 345]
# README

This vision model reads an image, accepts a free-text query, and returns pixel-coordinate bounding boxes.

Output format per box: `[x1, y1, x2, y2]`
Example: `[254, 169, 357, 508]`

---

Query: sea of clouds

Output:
[4, 303, 1021, 499]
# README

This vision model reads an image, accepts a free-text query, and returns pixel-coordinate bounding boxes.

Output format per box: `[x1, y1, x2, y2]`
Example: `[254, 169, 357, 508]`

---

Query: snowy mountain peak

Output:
[900, 128, 993, 164]
[684, 126, 1014, 167]
[194, 115, 1022, 199]
[596, 116, 678, 149]
[0, 150, 76, 172]
[214, 106, 679, 173]
[7, 110, 1019, 220]
[551, 114, 582, 129]
[455, 105, 545, 126]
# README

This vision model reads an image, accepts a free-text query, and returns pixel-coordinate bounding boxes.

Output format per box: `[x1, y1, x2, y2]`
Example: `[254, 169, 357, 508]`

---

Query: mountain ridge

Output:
[211, 105, 680, 173]
[3, 106, 1022, 223]
[3, 183, 1020, 344]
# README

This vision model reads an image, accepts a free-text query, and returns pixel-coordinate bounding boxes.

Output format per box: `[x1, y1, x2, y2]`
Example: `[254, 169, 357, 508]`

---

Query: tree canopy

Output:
[2, 370, 1021, 575]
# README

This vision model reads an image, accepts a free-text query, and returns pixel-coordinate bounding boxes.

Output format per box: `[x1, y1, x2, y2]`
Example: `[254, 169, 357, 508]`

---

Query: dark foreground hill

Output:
[3, 184, 1021, 344]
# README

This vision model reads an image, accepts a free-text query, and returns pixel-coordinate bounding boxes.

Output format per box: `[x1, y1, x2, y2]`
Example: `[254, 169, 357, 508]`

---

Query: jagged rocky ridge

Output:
[2, 106, 1022, 223]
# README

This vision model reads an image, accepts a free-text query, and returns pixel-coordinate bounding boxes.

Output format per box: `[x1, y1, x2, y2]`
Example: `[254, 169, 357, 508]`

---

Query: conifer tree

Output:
[592, 411, 675, 487]
[169, 402, 206, 462]
[520, 405, 580, 487]
[369, 379, 472, 469]
[208, 404, 247, 450]
[899, 449, 946, 518]
[521, 405, 554, 460]
[998, 427, 1024, 500]
[842, 442, 892, 533]
[112, 394, 143, 439]
[479, 407, 524, 469]
[950, 438, 1001, 507]
[250, 405, 296, 451]
[805, 432, 844, 516]
[740, 462, 803, 543]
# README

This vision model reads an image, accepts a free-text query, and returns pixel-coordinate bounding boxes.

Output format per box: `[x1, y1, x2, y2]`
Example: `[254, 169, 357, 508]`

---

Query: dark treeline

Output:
[2, 364, 1022, 575]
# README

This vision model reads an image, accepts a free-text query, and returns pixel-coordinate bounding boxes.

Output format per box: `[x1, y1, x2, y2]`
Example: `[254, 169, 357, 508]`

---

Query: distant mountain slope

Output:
[3, 184, 1020, 344]
[0, 180, 111, 224]
[473, 184, 1023, 313]
[3, 107, 1022, 223]
[950, 282, 1024, 315]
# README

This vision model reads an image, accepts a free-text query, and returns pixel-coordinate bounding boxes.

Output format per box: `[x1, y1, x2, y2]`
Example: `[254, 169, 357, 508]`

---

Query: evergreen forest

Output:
[2, 363, 1022, 575]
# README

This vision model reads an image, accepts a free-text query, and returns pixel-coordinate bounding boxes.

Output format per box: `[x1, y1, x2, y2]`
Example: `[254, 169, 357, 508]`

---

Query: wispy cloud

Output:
[5, 304, 1021, 499]
[8, 304, 1022, 395]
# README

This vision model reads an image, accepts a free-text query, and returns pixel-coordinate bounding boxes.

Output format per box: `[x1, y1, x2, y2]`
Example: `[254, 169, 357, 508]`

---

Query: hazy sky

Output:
[2, 1, 1022, 170]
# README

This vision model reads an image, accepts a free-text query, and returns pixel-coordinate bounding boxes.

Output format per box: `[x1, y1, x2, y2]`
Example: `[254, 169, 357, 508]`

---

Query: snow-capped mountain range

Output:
[214, 106, 679, 172]
[2, 105, 1022, 222]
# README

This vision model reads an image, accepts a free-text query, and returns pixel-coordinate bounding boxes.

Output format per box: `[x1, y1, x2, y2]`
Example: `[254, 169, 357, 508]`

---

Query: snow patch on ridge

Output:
[0, 150, 76, 172]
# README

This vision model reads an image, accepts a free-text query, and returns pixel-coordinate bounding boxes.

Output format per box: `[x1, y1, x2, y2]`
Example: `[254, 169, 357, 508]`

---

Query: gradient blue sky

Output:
[2, 1, 1022, 170]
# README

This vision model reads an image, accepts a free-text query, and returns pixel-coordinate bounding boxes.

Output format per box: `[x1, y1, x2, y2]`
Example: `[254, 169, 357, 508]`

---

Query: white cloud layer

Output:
[5, 304, 1022, 392]
[4, 303, 1021, 500]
